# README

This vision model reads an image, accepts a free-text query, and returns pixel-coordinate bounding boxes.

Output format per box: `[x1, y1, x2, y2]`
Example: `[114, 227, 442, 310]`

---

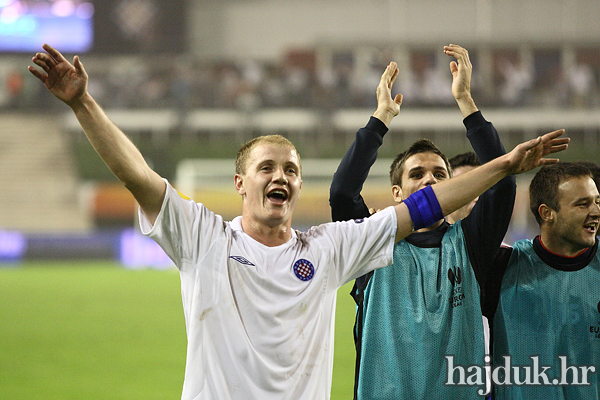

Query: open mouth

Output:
[584, 222, 598, 234]
[267, 189, 288, 204]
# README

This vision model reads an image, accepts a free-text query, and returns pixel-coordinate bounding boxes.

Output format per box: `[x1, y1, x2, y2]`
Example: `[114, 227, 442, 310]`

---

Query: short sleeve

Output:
[139, 179, 225, 269]
[308, 206, 397, 287]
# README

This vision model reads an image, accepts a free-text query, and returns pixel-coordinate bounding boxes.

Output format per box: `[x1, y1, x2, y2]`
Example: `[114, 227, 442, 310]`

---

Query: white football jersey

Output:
[140, 181, 396, 400]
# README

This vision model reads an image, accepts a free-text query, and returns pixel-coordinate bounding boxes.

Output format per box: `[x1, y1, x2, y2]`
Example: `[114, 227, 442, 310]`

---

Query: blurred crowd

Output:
[2, 45, 599, 112]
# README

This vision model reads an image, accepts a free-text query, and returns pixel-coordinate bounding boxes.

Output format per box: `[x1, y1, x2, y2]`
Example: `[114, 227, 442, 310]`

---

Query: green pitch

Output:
[0, 262, 356, 400]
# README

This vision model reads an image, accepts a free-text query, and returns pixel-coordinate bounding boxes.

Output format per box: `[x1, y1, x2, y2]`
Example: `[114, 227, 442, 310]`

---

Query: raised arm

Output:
[393, 129, 569, 242]
[445, 44, 479, 118]
[329, 63, 402, 221]
[29, 44, 165, 224]
[445, 44, 517, 285]
[329, 117, 388, 221]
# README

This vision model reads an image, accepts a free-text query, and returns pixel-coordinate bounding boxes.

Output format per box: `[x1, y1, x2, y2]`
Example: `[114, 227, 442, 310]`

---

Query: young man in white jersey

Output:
[29, 44, 568, 400]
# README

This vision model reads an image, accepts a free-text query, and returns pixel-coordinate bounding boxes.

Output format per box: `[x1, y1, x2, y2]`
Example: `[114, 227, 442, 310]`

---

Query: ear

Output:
[234, 174, 245, 195]
[391, 185, 404, 203]
[538, 204, 554, 224]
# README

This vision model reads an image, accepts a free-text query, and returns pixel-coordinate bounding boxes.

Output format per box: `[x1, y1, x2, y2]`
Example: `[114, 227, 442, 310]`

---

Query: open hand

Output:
[444, 44, 472, 101]
[506, 129, 569, 174]
[372, 62, 403, 127]
[28, 44, 88, 107]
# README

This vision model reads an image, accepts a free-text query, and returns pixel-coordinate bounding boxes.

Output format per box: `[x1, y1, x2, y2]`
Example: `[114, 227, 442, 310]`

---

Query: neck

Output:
[539, 231, 588, 258]
[241, 215, 293, 247]
[414, 218, 445, 233]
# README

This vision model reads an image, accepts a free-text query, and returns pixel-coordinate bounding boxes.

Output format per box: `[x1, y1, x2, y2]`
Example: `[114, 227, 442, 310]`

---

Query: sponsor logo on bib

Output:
[448, 266, 464, 308]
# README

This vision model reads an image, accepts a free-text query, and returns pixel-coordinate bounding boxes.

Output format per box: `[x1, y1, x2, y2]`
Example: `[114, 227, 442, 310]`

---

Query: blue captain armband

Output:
[403, 185, 444, 230]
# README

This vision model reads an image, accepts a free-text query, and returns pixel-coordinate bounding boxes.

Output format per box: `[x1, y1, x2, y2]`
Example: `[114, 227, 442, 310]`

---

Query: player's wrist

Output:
[491, 153, 514, 176]
[372, 107, 396, 127]
[455, 95, 478, 118]
[68, 92, 93, 112]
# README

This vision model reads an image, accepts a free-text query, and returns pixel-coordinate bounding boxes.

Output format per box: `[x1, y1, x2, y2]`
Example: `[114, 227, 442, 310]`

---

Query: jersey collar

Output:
[533, 235, 598, 272]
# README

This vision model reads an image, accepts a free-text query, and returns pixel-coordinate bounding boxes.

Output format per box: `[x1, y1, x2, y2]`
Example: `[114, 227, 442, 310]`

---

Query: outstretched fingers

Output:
[512, 136, 544, 172]
[540, 128, 566, 143]
[389, 66, 398, 87]
[545, 139, 569, 155]
[519, 135, 543, 152]
[32, 52, 55, 72]
[444, 44, 472, 69]
[29, 44, 77, 83]
[380, 62, 398, 89]
[517, 130, 569, 171]
[27, 65, 45, 82]
[376, 62, 400, 103]
[387, 63, 401, 105]
[537, 157, 561, 166]
[373, 62, 403, 125]
[540, 129, 569, 155]
[42, 43, 68, 64]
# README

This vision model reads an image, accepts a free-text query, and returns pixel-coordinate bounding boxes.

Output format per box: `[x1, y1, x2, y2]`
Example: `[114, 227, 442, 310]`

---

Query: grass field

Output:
[0, 261, 356, 400]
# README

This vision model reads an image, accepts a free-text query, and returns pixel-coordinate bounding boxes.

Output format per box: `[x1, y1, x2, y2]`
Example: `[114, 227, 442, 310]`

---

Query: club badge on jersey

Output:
[293, 259, 315, 281]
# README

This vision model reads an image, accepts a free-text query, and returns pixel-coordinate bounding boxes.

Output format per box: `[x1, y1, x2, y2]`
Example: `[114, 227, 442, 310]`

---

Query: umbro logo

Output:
[229, 256, 255, 266]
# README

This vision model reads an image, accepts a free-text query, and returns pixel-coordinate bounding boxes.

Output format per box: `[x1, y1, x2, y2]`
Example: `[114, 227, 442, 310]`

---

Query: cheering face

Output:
[235, 143, 302, 228]
[548, 176, 600, 254]
[393, 152, 450, 203]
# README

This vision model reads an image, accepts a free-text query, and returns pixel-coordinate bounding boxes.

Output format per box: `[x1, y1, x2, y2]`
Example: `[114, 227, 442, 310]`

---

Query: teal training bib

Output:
[494, 239, 600, 400]
[358, 223, 486, 399]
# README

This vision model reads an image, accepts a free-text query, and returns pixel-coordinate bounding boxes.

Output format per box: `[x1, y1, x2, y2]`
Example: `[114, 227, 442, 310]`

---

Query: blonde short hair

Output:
[235, 135, 301, 175]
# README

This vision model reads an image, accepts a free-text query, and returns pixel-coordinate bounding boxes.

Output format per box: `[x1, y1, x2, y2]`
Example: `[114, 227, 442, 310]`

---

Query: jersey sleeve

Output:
[461, 112, 517, 285]
[330, 116, 388, 222]
[310, 206, 397, 287]
[138, 179, 225, 270]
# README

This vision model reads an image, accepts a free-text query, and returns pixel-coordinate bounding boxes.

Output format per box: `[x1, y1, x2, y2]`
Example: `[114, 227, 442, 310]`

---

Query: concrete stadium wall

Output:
[188, 0, 600, 60]
[0, 114, 91, 234]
